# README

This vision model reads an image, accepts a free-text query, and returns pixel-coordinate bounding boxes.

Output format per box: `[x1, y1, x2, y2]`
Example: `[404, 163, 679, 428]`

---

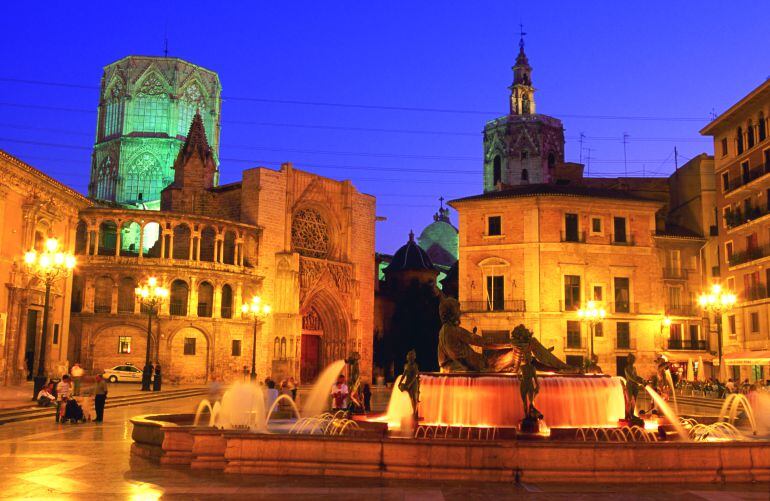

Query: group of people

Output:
[37, 364, 108, 424]
[330, 374, 372, 413]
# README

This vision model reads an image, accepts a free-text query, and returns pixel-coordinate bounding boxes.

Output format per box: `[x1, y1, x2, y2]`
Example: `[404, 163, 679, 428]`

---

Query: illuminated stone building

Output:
[71, 60, 375, 384]
[449, 42, 712, 377]
[701, 79, 770, 382]
[89, 56, 221, 207]
[0, 150, 90, 384]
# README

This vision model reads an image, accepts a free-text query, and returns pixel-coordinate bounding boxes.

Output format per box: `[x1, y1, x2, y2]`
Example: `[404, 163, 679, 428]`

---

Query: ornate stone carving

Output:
[291, 208, 330, 258]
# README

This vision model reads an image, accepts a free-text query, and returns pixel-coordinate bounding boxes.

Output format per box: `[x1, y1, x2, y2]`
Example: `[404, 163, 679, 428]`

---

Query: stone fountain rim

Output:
[419, 372, 614, 378]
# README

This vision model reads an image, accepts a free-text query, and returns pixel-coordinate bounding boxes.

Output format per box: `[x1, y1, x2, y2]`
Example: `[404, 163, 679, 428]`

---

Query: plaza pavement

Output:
[0, 395, 768, 499]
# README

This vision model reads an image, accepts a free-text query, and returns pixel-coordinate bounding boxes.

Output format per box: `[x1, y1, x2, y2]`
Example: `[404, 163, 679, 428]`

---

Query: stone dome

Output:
[417, 205, 458, 268]
[385, 231, 435, 273]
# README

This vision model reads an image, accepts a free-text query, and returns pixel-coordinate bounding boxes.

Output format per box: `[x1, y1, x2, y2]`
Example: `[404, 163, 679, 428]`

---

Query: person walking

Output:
[93, 374, 108, 422]
[362, 380, 372, 413]
[70, 363, 84, 396]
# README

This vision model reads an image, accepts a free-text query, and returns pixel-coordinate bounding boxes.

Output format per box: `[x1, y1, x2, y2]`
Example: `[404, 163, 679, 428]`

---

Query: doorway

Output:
[300, 334, 320, 383]
[24, 310, 39, 380]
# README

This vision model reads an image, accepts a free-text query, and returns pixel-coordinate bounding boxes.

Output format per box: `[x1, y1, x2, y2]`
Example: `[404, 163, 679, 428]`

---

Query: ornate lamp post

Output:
[577, 300, 606, 364]
[23, 237, 77, 399]
[241, 295, 272, 382]
[135, 277, 168, 391]
[697, 283, 736, 380]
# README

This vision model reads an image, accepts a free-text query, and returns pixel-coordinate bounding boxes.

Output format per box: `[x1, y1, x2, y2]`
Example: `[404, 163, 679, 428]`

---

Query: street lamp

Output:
[135, 277, 169, 391]
[241, 295, 272, 382]
[697, 283, 736, 380]
[22, 237, 76, 399]
[577, 300, 606, 364]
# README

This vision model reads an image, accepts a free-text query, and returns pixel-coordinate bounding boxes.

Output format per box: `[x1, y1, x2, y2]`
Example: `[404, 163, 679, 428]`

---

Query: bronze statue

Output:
[519, 350, 542, 421]
[624, 353, 646, 424]
[437, 297, 577, 373]
[345, 352, 362, 412]
[398, 350, 420, 420]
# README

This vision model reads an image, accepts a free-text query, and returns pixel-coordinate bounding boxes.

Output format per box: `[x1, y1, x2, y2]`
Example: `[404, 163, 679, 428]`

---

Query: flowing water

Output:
[664, 369, 679, 415]
[371, 375, 414, 433]
[643, 385, 688, 440]
[300, 359, 346, 418]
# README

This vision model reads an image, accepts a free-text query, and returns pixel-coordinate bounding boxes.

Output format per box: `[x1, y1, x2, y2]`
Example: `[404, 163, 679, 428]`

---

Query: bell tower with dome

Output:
[483, 32, 565, 191]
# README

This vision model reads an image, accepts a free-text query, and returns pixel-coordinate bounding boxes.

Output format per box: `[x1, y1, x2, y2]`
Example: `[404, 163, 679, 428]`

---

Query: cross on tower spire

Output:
[439, 196, 445, 209]
[518, 23, 526, 51]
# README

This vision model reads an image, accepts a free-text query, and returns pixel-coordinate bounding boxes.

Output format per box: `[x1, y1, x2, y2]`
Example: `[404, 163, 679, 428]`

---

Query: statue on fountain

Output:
[519, 349, 543, 433]
[438, 297, 577, 373]
[345, 352, 363, 413]
[398, 350, 420, 420]
[623, 353, 646, 426]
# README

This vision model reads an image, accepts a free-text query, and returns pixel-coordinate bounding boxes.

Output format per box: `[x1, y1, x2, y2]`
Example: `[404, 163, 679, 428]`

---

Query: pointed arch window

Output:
[177, 83, 209, 140]
[737, 127, 744, 154]
[492, 155, 502, 186]
[128, 73, 169, 134]
[759, 113, 766, 142]
[748, 122, 755, 149]
[124, 152, 163, 202]
[103, 78, 125, 137]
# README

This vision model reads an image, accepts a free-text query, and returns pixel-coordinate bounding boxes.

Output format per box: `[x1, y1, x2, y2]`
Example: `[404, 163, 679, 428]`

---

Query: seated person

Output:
[37, 382, 56, 407]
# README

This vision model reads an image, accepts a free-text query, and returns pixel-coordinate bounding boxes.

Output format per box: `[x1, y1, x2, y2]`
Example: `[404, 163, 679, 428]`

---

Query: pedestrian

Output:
[331, 374, 349, 412]
[93, 374, 108, 422]
[70, 362, 84, 396]
[362, 380, 372, 413]
[37, 382, 56, 407]
[287, 376, 297, 401]
[56, 375, 73, 423]
[153, 364, 162, 391]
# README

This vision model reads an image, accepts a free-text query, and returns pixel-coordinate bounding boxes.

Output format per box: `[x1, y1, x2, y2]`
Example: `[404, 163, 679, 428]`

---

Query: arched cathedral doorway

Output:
[300, 292, 348, 383]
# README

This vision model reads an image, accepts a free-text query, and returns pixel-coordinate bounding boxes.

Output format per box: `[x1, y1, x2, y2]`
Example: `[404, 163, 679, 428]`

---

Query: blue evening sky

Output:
[1, 2, 767, 253]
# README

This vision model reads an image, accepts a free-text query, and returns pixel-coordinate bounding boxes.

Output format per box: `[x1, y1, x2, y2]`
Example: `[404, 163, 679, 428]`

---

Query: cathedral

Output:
[68, 56, 375, 384]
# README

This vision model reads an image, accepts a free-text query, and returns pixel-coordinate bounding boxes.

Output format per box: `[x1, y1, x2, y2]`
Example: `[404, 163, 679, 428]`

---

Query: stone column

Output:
[189, 277, 198, 317]
[212, 285, 222, 319]
[138, 225, 144, 262]
[115, 223, 121, 257]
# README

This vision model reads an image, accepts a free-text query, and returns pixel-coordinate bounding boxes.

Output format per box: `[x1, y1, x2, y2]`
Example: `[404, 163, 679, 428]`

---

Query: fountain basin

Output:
[130, 414, 196, 465]
[418, 373, 626, 428]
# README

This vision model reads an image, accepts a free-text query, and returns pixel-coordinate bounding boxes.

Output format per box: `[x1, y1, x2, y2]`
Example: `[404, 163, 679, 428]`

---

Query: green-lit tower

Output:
[89, 56, 222, 208]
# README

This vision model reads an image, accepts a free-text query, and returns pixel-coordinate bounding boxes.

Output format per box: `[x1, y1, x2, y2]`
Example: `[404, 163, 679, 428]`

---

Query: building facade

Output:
[0, 150, 90, 384]
[89, 56, 222, 207]
[701, 79, 770, 382]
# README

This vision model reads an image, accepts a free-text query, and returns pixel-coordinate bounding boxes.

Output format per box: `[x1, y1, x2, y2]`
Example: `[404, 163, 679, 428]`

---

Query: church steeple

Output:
[509, 27, 535, 116]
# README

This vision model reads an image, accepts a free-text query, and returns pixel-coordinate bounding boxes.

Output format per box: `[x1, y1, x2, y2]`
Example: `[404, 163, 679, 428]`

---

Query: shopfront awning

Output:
[723, 350, 770, 366]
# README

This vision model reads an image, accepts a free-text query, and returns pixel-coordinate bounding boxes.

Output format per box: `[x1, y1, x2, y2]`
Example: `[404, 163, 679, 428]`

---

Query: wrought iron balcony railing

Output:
[461, 300, 526, 313]
[667, 339, 709, 351]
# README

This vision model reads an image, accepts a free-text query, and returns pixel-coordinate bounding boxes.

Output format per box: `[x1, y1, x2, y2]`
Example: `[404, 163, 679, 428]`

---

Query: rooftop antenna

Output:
[622, 132, 629, 176]
[579, 132, 585, 164]
[163, 20, 169, 57]
[585, 147, 593, 177]
[709, 107, 717, 121]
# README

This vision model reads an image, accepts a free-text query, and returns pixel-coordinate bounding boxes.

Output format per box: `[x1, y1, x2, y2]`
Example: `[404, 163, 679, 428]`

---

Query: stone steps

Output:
[0, 387, 206, 424]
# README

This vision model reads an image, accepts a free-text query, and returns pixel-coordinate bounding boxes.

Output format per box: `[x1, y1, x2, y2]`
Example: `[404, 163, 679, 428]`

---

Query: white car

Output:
[103, 364, 143, 383]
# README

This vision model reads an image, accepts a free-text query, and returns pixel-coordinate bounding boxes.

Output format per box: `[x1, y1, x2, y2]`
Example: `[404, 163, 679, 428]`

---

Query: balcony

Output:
[662, 267, 690, 280]
[743, 284, 769, 302]
[560, 230, 586, 243]
[610, 234, 636, 246]
[665, 302, 698, 317]
[724, 162, 770, 195]
[461, 300, 526, 313]
[197, 303, 213, 318]
[724, 205, 770, 230]
[728, 245, 770, 267]
[668, 339, 709, 351]
[610, 301, 637, 314]
[169, 301, 187, 316]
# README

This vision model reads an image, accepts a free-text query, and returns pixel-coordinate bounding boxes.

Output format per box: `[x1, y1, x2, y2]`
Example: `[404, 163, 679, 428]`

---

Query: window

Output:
[487, 216, 501, 236]
[520, 150, 528, 160]
[668, 286, 682, 309]
[564, 213, 580, 242]
[53, 324, 59, 345]
[594, 322, 604, 337]
[118, 336, 132, 354]
[728, 315, 736, 337]
[727, 276, 735, 292]
[722, 172, 730, 192]
[221, 284, 233, 319]
[669, 249, 681, 273]
[721, 138, 728, 157]
[94, 276, 113, 313]
[689, 324, 700, 345]
[521, 169, 529, 182]
[613, 217, 627, 243]
[750, 312, 760, 333]
[617, 322, 630, 349]
[117, 277, 136, 314]
[737, 127, 744, 154]
[564, 275, 581, 311]
[566, 321, 581, 348]
[748, 122, 755, 149]
[725, 241, 734, 261]
[614, 277, 630, 313]
[184, 337, 197, 355]
[492, 155, 502, 186]
[231, 339, 242, 357]
[591, 217, 602, 235]
[170, 280, 189, 316]
[722, 207, 731, 228]
[760, 114, 767, 142]
[592, 285, 603, 301]
[485, 275, 505, 311]
[741, 161, 750, 183]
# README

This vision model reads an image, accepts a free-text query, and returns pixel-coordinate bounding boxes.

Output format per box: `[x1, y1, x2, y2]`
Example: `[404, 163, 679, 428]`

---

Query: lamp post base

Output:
[32, 375, 47, 401]
[141, 366, 152, 391]
[250, 371, 257, 383]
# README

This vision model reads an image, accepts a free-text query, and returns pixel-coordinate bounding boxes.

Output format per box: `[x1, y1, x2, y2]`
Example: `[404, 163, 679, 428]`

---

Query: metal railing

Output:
[565, 333, 584, 349]
[724, 205, 770, 229]
[728, 245, 770, 266]
[662, 267, 690, 280]
[743, 284, 769, 301]
[667, 339, 709, 351]
[724, 162, 770, 194]
[94, 302, 111, 314]
[220, 305, 233, 319]
[197, 303, 213, 317]
[615, 336, 636, 350]
[611, 301, 637, 314]
[665, 302, 698, 316]
[461, 300, 526, 312]
[170, 301, 187, 316]
[560, 230, 586, 243]
[610, 234, 636, 246]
